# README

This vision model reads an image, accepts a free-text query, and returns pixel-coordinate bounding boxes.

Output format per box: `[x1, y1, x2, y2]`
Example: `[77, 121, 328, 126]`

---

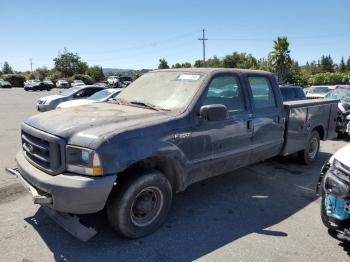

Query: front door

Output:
[188, 74, 253, 183]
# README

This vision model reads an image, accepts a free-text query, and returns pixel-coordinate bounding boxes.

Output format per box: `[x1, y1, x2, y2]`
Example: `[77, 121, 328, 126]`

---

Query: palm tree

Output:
[269, 37, 291, 83]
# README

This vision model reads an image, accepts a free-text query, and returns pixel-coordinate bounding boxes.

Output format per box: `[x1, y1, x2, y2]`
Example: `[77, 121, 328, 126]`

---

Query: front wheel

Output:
[298, 130, 320, 164]
[107, 170, 173, 238]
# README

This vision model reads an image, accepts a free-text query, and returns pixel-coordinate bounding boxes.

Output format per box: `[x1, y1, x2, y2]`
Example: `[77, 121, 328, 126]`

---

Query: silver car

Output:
[36, 85, 106, 112]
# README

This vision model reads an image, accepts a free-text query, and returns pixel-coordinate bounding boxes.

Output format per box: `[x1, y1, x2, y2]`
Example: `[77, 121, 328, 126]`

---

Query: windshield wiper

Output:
[128, 100, 170, 111]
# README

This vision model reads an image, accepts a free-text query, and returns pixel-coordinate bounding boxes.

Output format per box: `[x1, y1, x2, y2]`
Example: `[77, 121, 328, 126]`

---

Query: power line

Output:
[80, 30, 201, 57]
[198, 29, 208, 66]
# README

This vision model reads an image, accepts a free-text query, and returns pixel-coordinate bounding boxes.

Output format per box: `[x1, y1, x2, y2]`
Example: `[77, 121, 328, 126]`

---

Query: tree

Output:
[2, 61, 13, 74]
[319, 55, 334, 73]
[35, 66, 49, 80]
[338, 57, 347, 73]
[286, 60, 307, 85]
[347, 57, 350, 72]
[53, 48, 88, 77]
[194, 60, 204, 68]
[268, 37, 292, 83]
[206, 56, 222, 68]
[133, 72, 143, 80]
[87, 65, 105, 82]
[158, 58, 169, 69]
[171, 62, 192, 68]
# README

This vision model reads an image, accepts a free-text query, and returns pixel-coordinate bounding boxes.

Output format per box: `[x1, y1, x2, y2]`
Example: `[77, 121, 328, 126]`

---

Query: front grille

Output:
[21, 124, 66, 175]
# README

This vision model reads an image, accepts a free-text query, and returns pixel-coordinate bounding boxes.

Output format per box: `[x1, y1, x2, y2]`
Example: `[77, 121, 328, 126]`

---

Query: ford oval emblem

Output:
[26, 143, 34, 153]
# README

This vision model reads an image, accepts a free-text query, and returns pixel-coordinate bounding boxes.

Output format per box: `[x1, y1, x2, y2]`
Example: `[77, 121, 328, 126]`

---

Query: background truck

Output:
[7, 68, 338, 239]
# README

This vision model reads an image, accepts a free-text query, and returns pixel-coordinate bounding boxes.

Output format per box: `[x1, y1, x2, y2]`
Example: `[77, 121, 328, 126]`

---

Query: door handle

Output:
[247, 119, 253, 130]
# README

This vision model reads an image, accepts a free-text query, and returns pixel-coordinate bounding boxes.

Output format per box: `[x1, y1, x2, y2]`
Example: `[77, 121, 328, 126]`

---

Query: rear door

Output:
[246, 75, 284, 162]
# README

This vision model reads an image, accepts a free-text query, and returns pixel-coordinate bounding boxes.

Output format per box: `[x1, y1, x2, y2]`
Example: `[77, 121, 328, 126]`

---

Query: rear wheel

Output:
[107, 170, 173, 238]
[298, 130, 320, 164]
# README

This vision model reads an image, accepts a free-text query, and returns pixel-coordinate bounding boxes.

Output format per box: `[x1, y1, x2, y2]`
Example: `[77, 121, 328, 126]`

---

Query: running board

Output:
[42, 206, 97, 242]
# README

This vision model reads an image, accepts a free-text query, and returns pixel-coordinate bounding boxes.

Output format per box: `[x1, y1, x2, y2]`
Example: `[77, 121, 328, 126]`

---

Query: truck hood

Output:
[57, 99, 94, 108]
[24, 102, 171, 148]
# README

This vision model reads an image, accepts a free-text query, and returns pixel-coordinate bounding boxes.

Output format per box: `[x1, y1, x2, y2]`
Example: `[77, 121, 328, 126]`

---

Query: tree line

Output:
[158, 37, 350, 86]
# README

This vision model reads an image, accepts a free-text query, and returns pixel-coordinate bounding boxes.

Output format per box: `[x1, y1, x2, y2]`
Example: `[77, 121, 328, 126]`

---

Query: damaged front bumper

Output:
[11, 151, 117, 214]
[6, 167, 53, 205]
[318, 158, 350, 241]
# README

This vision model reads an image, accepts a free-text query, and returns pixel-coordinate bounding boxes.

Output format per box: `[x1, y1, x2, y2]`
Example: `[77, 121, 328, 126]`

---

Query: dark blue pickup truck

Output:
[7, 68, 339, 239]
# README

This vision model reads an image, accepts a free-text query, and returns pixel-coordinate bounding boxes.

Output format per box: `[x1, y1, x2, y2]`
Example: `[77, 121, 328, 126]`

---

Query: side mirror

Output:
[200, 104, 228, 122]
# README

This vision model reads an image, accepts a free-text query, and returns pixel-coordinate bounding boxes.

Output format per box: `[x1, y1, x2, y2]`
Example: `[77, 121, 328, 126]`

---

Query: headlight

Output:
[66, 145, 103, 176]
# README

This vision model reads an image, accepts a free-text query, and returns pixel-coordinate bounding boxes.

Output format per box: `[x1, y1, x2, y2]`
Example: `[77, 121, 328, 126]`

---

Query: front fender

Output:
[98, 135, 187, 176]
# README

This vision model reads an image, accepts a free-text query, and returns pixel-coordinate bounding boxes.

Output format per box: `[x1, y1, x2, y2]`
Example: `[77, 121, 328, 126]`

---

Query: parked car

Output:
[107, 76, 133, 88]
[71, 80, 85, 87]
[0, 79, 12, 88]
[24, 79, 41, 86]
[94, 82, 108, 87]
[8, 68, 338, 240]
[279, 85, 306, 101]
[325, 89, 350, 135]
[36, 85, 107, 111]
[57, 88, 122, 109]
[306, 85, 335, 99]
[56, 80, 70, 88]
[317, 144, 350, 242]
[43, 79, 55, 89]
[303, 87, 310, 95]
[24, 81, 53, 91]
[118, 76, 133, 88]
[107, 76, 119, 86]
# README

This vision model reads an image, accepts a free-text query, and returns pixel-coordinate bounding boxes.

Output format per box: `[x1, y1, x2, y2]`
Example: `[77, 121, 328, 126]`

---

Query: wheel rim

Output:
[130, 186, 164, 227]
[308, 137, 318, 160]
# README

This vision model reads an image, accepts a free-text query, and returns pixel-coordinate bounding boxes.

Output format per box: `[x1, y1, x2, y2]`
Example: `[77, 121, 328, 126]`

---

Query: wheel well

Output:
[313, 125, 324, 140]
[117, 156, 184, 192]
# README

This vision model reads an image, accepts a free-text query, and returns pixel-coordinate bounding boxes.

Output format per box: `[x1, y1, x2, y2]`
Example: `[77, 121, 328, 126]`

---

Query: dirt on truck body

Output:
[7, 68, 338, 240]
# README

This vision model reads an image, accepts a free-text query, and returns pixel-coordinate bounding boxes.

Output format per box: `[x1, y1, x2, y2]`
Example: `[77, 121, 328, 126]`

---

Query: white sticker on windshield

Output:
[177, 74, 201, 81]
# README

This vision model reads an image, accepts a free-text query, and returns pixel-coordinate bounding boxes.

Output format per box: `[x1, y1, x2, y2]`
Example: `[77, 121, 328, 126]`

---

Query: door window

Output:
[203, 76, 245, 112]
[248, 77, 276, 109]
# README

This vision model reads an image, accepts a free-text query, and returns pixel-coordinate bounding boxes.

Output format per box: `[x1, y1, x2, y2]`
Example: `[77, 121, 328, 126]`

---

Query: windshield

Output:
[325, 89, 350, 103]
[61, 86, 81, 96]
[309, 86, 330, 94]
[116, 71, 205, 111]
[119, 77, 132, 82]
[88, 89, 116, 101]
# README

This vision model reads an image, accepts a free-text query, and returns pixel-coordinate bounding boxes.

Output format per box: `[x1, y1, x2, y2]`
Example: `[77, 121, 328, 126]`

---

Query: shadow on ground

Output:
[25, 151, 331, 261]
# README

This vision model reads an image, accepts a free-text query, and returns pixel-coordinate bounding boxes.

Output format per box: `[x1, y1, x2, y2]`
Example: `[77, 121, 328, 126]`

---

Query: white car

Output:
[71, 80, 85, 87]
[107, 76, 119, 86]
[56, 88, 122, 109]
[24, 79, 41, 86]
[56, 80, 70, 88]
[306, 85, 335, 99]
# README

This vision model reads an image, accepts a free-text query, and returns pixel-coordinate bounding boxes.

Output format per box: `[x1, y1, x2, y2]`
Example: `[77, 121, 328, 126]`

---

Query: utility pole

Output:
[198, 29, 208, 67]
[29, 58, 33, 72]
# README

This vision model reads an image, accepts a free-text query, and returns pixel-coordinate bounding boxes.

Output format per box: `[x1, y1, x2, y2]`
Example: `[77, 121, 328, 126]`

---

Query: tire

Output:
[107, 170, 173, 239]
[298, 130, 320, 164]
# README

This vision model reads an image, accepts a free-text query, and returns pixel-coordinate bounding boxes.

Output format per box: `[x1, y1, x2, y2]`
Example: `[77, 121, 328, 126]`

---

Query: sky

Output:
[1, 0, 349, 71]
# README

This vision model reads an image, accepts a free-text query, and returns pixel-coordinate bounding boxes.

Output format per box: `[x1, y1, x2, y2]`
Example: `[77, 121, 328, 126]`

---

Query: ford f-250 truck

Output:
[6, 68, 339, 240]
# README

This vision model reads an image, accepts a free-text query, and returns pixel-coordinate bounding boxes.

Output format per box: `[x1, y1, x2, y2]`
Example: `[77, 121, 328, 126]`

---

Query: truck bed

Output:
[281, 99, 338, 156]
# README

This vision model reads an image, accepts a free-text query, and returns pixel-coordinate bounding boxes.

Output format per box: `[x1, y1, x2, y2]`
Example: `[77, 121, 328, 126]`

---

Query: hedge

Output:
[308, 72, 350, 85]
[2, 74, 26, 87]
[72, 74, 93, 85]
